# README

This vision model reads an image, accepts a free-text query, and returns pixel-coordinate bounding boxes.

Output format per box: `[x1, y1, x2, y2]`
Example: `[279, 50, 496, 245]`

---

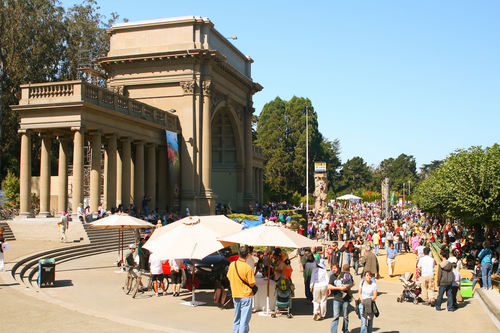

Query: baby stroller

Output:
[397, 272, 422, 304]
[272, 278, 293, 318]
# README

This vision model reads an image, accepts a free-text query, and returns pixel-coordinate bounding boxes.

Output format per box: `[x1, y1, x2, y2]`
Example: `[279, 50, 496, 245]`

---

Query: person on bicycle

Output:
[124, 244, 146, 291]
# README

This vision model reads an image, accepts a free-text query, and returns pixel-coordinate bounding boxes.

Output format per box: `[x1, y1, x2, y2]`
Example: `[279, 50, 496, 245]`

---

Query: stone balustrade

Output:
[19, 80, 179, 131]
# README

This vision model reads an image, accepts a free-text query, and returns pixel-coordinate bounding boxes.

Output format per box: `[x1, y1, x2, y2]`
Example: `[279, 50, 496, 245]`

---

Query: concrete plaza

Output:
[0, 240, 498, 333]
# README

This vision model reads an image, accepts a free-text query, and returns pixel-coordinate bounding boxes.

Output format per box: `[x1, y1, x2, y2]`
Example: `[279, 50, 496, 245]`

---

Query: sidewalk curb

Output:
[475, 289, 500, 331]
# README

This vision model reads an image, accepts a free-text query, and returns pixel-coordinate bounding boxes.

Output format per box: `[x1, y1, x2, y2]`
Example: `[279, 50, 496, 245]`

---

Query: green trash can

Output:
[460, 278, 473, 298]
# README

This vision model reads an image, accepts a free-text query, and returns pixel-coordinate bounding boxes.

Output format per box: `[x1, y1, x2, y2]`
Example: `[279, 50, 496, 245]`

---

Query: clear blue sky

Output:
[63, 0, 500, 168]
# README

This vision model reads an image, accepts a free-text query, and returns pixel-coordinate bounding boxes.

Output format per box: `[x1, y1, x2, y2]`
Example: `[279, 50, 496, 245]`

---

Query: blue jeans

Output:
[344, 253, 352, 267]
[353, 260, 360, 275]
[331, 299, 349, 333]
[233, 297, 252, 333]
[435, 285, 454, 311]
[359, 303, 373, 333]
[374, 244, 380, 255]
[481, 262, 492, 289]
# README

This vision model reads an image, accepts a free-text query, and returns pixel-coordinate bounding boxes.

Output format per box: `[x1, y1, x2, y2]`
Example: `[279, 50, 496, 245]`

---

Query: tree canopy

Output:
[372, 153, 417, 192]
[256, 96, 341, 202]
[0, 0, 120, 178]
[339, 156, 372, 193]
[414, 144, 500, 227]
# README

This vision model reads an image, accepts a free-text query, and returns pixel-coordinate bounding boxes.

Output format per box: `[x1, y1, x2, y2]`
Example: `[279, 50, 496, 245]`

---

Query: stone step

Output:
[0, 222, 16, 241]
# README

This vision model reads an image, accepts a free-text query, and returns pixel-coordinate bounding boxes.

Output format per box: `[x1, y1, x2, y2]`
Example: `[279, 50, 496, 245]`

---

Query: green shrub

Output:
[1, 171, 20, 207]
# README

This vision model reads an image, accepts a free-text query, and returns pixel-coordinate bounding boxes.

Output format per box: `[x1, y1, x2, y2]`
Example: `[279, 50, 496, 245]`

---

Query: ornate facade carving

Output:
[180, 80, 196, 94]
[202, 80, 212, 96]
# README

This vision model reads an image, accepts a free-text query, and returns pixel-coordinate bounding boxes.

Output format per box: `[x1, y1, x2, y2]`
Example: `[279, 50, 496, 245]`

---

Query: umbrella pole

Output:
[121, 227, 124, 268]
[265, 246, 271, 315]
[181, 259, 206, 307]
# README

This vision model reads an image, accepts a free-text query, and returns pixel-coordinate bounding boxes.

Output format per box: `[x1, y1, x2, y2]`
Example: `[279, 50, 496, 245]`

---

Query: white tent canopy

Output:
[143, 215, 242, 307]
[336, 194, 362, 201]
[218, 223, 321, 248]
[88, 214, 154, 229]
[144, 215, 241, 260]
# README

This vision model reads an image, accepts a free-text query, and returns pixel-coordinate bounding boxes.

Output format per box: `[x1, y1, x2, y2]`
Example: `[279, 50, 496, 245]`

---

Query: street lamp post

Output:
[306, 107, 309, 215]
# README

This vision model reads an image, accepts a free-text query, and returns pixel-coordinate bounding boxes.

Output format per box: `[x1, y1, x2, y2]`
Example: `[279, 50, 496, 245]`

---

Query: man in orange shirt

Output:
[227, 245, 256, 333]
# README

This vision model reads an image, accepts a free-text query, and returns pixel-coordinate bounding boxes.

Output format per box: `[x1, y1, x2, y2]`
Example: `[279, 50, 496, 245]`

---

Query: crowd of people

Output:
[54, 197, 498, 333]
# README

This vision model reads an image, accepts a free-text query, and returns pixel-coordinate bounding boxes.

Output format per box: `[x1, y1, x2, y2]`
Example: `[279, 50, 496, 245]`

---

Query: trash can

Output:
[38, 259, 56, 287]
[460, 278, 473, 298]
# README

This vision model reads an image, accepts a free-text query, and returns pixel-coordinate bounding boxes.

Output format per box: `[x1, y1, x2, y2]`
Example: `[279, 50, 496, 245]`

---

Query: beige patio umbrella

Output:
[218, 223, 321, 315]
[89, 214, 154, 268]
[143, 215, 242, 306]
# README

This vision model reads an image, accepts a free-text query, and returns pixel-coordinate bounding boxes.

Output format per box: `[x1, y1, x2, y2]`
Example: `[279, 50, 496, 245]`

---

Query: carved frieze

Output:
[202, 80, 212, 95]
[180, 80, 196, 95]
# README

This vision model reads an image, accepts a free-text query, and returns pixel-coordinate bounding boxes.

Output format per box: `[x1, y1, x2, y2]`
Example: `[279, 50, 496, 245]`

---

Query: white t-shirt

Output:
[360, 280, 377, 300]
[416, 245, 426, 259]
[246, 256, 255, 270]
[149, 253, 165, 275]
[417, 255, 435, 277]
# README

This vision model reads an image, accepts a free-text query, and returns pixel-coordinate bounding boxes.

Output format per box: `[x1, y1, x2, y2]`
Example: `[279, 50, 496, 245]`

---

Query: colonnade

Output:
[18, 128, 169, 219]
[253, 167, 263, 204]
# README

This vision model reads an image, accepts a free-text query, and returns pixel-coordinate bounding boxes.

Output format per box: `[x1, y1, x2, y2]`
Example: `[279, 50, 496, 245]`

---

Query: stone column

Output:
[146, 143, 156, 211]
[72, 127, 84, 219]
[134, 141, 145, 211]
[38, 133, 51, 217]
[90, 132, 101, 214]
[19, 131, 32, 217]
[121, 137, 131, 209]
[105, 134, 117, 210]
[116, 141, 123, 207]
[244, 108, 254, 203]
[201, 80, 213, 197]
[157, 145, 167, 211]
[57, 137, 69, 214]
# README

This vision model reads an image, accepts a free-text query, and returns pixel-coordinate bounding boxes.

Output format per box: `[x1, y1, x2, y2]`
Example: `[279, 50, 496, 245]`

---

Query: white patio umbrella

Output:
[336, 194, 362, 201]
[143, 215, 242, 306]
[218, 223, 321, 315]
[89, 214, 154, 270]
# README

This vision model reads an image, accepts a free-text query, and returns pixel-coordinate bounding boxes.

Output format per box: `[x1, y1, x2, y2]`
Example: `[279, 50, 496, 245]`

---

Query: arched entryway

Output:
[211, 107, 243, 208]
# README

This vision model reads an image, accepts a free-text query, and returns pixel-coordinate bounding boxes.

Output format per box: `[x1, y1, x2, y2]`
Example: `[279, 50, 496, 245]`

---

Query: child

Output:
[451, 263, 461, 307]
[341, 264, 354, 286]
[472, 258, 482, 292]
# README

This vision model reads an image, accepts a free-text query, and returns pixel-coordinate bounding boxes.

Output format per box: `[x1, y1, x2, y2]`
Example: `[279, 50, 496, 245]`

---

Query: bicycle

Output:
[123, 268, 141, 298]
[142, 271, 171, 296]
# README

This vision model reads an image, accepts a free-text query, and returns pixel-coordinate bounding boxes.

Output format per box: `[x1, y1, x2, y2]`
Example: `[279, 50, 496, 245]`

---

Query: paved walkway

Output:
[0, 241, 498, 332]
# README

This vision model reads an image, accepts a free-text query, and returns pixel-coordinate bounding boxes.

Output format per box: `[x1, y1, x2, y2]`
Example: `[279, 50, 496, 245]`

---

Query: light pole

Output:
[305, 107, 309, 215]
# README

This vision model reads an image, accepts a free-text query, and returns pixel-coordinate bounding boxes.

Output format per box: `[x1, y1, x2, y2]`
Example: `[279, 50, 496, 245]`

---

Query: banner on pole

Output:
[166, 130, 180, 211]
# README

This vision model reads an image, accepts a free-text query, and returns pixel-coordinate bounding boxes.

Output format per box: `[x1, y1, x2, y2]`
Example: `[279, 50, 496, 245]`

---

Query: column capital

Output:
[70, 126, 85, 132]
[119, 136, 131, 143]
[202, 80, 213, 96]
[180, 80, 197, 95]
[18, 129, 31, 134]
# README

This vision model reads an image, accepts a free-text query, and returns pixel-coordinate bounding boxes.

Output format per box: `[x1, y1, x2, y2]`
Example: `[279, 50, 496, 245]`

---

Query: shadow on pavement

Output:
[57, 265, 116, 273]
[53, 279, 73, 287]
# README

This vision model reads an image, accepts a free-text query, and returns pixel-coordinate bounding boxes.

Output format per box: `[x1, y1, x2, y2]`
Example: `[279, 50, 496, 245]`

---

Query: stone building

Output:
[12, 16, 264, 218]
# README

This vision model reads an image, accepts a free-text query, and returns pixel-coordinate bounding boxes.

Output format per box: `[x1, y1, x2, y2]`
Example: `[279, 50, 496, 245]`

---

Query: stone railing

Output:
[19, 80, 179, 132]
[253, 145, 264, 157]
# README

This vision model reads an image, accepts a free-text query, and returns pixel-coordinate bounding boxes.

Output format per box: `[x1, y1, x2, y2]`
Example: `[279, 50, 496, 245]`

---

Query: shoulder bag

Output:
[234, 261, 258, 295]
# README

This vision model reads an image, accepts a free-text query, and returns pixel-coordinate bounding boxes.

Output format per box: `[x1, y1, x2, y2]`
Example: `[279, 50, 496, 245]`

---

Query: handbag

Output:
[234, 261, 258, 295]
[372, 300, 380, 317]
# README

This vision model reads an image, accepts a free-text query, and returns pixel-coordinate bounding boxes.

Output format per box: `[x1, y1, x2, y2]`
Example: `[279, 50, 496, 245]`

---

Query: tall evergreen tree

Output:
[256, 96, 341, 201]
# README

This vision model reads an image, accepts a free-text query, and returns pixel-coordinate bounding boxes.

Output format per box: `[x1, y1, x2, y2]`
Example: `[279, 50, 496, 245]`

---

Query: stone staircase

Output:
[10, 224, 139, 288]
[0, 222, 16, 241]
